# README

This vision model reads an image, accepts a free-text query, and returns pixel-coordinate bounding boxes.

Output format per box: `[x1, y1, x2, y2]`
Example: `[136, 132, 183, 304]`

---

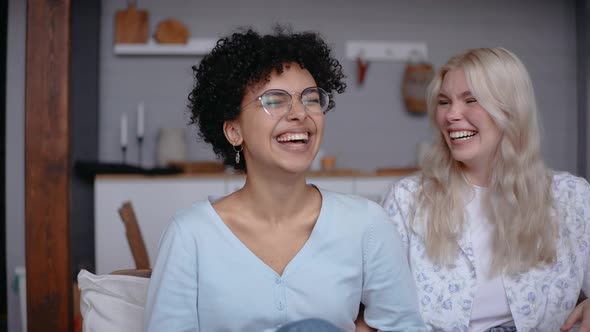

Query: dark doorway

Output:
[0, 0, 9, 330]
[70, 0, 100, 279]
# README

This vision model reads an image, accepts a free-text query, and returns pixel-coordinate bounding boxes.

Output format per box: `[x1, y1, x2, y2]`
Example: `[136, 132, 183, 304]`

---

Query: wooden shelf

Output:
[114, 38, 217, 56]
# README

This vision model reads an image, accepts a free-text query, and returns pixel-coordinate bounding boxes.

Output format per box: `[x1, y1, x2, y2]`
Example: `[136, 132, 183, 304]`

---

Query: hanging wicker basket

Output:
[402, 62, 434, 114]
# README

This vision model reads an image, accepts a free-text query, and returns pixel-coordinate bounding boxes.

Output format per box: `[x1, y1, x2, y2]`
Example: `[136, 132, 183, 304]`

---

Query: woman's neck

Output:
[236, 170, 319, 224]
[462, 163, 491, 187]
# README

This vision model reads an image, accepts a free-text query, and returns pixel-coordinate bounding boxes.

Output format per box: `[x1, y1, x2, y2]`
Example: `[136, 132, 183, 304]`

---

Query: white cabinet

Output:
[94, 174, 402, 274]
[95, 176, 227, 274]
[307, 177, 355, 194]
[354, 177, 400, 203]
[225, 177, 246, 194]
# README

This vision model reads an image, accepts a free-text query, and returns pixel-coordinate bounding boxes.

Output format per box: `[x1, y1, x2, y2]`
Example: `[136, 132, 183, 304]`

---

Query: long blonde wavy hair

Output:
[415, 47, 557, 275]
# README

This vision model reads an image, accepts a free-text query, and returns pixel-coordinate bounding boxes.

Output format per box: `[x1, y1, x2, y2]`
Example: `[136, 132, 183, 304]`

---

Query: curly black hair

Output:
[188, 25, 346, 171]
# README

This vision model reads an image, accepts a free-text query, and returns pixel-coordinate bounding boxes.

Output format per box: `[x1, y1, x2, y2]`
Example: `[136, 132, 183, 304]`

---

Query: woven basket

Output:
[402, 62, 434, 114]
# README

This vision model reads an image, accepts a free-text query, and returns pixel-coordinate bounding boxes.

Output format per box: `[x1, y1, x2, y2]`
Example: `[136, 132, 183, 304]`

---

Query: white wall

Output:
[5, 0, 25, 331]
[100, 0, 579, 174]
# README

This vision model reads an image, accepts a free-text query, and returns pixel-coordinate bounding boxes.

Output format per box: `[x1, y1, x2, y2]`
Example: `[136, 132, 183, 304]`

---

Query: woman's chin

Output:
[278, 159, 313, 175]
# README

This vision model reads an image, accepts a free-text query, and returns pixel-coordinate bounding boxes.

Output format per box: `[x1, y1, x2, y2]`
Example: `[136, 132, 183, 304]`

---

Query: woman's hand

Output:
[561, 299, 590, 331]
[354, 316, 376, 332]
[354, 307, 376, 332]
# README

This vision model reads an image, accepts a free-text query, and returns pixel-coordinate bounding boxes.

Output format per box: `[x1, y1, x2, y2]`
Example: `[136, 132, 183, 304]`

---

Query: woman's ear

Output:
[223, 121, 243, 146]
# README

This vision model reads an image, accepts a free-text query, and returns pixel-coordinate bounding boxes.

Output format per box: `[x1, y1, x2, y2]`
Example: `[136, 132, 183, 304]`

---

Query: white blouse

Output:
[466, 186, 513, 331]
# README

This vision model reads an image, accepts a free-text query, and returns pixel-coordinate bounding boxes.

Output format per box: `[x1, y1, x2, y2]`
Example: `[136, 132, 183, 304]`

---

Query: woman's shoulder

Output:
[551, 171, 590, 196]
[169, 199, 218, 230]
[551, 172, 590, 232]
[389, 173, 422, 193]
[321, 190, 401, 241]
[320, 190, 391, 230]
[382, 173, 422, 207]
[322, 190, 383, 213]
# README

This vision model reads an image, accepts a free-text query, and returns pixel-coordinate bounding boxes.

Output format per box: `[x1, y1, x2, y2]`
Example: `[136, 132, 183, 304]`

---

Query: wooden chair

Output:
[111, 268, 152, 278]
[78, 204, 151, 332]
[118, 201, 150, 270]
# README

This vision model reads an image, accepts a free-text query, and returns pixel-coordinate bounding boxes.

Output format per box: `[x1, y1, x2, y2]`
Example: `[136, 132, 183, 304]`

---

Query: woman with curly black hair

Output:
[144, 26, 426, 332]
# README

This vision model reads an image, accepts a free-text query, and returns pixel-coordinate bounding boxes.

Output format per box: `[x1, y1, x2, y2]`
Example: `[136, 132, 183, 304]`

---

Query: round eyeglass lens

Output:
[260, 90, 291, 116]
[301, 87, 329, 114]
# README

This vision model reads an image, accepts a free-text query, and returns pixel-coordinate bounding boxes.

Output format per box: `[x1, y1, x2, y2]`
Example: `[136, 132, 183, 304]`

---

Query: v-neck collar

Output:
[204, 189, 329, 278]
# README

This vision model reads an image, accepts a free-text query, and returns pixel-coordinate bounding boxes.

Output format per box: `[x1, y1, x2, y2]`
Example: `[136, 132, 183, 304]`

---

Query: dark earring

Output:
[233, 144, 243, 164]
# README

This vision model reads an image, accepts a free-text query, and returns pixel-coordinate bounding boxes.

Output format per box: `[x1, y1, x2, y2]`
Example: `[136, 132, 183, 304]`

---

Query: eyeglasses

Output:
[243, 87, 331, 117]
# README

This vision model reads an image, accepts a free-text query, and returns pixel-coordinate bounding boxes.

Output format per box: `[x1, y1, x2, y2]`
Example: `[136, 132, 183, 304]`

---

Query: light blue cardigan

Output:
[145, 189, 427, 332]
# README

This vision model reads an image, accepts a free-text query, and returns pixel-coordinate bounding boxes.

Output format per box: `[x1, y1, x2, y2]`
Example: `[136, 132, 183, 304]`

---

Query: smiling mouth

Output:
[449, 131, 477, 141]
[276, 132, 310, 144]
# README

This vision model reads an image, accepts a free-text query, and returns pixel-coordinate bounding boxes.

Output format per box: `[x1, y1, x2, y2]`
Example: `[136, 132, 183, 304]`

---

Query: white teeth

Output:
[276, 132, 309, 142]
[449, 131, 477, 140]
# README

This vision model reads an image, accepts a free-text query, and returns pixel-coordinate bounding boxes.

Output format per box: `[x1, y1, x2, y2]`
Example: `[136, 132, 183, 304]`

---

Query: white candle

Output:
[121, 112, 128, 147]
[137, 102, 144, 138]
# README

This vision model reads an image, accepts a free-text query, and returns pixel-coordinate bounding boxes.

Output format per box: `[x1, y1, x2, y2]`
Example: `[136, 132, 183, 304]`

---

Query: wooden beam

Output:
[25, 0, 72, 331]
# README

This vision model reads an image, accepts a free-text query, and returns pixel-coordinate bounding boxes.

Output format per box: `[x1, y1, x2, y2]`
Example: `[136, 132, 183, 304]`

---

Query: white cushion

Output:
[77, 269, 149, 332]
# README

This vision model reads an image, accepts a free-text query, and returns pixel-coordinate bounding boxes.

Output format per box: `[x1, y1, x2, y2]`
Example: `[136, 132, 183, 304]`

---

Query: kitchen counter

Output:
[95, 167, 419, 180]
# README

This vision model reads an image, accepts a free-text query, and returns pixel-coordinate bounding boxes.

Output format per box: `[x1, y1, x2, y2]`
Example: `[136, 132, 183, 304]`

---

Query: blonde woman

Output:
[381, 48, 590, 331]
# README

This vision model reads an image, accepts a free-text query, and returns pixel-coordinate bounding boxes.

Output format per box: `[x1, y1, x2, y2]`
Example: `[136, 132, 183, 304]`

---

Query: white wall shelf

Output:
[346, 41, 428, 62]
[114, 38, 218, 56]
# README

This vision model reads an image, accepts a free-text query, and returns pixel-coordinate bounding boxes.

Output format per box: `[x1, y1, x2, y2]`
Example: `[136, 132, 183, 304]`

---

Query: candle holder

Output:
[137, 136, 144, 167]
[120, 111, 128, 164]
[122, 145, 127, 164]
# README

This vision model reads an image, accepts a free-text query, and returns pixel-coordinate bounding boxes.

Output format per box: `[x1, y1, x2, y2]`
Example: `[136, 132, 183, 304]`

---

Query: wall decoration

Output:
[402, 55, 434, 114]
[356, 51, 369, 86]
[154, 19, 190, 44]
[114, 1, 149, 44]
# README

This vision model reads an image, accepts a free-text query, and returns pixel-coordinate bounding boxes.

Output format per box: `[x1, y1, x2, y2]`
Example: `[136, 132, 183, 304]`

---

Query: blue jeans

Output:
[276, 319, 345, 332]
[487, 327, 517, 332]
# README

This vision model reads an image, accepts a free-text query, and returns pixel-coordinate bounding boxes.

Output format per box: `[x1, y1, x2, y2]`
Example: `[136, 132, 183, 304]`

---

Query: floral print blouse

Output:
[382, 172, 590, 331]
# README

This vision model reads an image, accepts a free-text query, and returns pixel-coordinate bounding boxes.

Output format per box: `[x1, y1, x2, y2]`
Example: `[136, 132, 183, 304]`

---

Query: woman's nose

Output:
[286, 98, 307, 120]
[445, 103, 463, 122]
